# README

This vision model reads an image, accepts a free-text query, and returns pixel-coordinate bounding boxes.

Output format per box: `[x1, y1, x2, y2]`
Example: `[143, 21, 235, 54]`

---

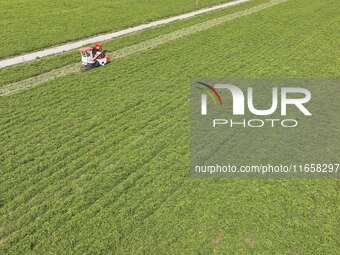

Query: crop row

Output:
[1, 103, 188, 253]
[1, 0, 339, 253]
[1, 86, 188, 221]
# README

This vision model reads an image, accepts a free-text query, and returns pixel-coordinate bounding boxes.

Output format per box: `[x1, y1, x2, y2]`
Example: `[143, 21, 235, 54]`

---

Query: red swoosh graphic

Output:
[198, 82, 223, 106]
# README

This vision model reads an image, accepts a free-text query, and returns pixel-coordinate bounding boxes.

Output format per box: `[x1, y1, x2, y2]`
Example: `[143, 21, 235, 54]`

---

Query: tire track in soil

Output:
[0, 0, 288, 97]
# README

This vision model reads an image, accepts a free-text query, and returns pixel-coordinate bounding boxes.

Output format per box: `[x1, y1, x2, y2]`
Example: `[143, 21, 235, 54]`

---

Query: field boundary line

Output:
[0, 0, 250, 69]
[0, 0, 288, 97]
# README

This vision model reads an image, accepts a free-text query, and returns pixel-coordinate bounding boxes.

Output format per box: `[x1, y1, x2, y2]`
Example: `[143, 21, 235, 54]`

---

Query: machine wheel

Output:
[81, 64, 95, 71]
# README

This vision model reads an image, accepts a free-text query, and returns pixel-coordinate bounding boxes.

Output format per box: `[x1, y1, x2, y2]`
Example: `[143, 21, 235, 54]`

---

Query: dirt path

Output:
[0, 0, 288, 97]
[0, 0, 250, 69]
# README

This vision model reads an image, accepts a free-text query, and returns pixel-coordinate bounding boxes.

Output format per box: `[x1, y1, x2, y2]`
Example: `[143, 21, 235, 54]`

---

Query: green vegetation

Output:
[0, 0, 262, 87]
[0, 0, 339, 254]
[0, 0, 233, 58]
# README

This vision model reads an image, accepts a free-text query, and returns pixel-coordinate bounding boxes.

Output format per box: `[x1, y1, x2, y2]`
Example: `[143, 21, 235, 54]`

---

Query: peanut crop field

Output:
[0, 0, 339, 254]
[0, 0, 233, 58]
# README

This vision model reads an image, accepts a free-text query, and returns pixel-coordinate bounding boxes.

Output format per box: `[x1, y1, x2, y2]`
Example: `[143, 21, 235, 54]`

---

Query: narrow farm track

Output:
[0, 0, 287, 97]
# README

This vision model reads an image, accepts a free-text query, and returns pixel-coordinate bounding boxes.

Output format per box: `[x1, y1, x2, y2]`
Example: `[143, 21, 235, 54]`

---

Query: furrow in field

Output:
[0, 0, 322, 235]
[1, 129, 173, 245]
[0, 99, 186, 239]
[1, 106, 178, 216]
[36, 138, 188, 253]
[0, 55, 183, 135]
[0, 94, 165, 179]
[0, 69, 186, 176]
[0, 70, 101, 133]
[0, 88, 180, 193]
[0, 64, 79, 96]
[112, 181, 190, 253]
[2, 0, 339, 253]
[0, 0, 288, 97]
[5, 125, 187, 253]
[1, 111, 186, 251]
[0, 81, 186, 188]
[1, 98, 180, 215]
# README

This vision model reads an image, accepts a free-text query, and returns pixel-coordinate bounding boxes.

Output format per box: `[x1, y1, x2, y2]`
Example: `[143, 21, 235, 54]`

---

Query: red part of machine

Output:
[79, 44, 110, 70]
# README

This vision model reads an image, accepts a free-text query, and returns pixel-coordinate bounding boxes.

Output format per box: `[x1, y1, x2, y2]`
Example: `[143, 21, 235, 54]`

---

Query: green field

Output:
[0, 0, 339, 254]
[0, 0, 232, 58]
